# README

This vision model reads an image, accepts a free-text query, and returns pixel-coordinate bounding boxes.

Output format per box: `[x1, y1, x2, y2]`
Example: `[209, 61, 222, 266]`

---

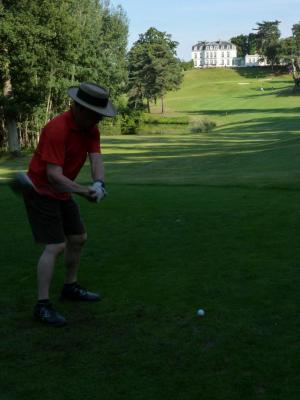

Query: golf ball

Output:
[197, 309, 205, 317]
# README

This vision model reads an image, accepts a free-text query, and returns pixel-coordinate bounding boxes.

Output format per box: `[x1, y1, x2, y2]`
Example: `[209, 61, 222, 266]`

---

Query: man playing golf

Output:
[22, 82, 116, 326]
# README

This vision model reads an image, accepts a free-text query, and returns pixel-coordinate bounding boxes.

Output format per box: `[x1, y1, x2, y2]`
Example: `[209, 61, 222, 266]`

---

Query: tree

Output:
[74, 1, 128, 99]
[278, 23, 300, 88]
[180, 60, 194, 71]
[248, 33, 258, 54]
[0, 0, 19, 154]
[230, 35, 250, 57]
[0, 0, 128, 151]
[230, 33, 258, 57]
[127, 27, 183, 113]
[288, 23, 300, 86]
[254, 20, 281, 68]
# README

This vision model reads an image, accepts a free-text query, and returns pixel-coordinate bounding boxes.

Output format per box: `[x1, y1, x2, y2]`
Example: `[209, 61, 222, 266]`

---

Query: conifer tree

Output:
[127, 27, 183, 113]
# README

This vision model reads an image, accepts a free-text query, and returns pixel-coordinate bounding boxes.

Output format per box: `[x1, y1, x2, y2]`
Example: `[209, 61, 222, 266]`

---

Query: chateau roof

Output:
[192, 40, 236, 50]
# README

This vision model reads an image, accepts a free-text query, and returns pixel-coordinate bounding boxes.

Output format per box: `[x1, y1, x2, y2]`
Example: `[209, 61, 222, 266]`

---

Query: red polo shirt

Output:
[28, 110, 101, 200]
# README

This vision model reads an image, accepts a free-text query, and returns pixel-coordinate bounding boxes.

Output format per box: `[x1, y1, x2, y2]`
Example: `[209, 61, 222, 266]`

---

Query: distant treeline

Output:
[0, 1, 184, 152]
[0, 0, 128, 151]
[231, 20, 300, 71]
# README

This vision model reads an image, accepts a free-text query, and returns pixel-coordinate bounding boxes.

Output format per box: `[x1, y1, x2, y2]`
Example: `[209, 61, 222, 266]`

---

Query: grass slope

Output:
[1, 68, 300, 400]
[101, 68, 300, 188]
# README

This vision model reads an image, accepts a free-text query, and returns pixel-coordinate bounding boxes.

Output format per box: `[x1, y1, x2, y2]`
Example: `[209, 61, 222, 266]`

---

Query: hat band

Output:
[77, 88, 108, 108]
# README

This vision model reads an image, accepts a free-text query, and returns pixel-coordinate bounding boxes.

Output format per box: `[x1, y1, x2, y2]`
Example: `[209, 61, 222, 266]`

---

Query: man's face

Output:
[74, 104, 103, 131]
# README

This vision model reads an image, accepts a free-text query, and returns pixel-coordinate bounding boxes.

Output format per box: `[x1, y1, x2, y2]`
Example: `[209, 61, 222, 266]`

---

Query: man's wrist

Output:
[93, 179, 105, 187]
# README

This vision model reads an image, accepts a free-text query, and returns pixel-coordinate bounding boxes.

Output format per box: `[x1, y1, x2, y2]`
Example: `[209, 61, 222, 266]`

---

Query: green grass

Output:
[1, 67, 300, 400]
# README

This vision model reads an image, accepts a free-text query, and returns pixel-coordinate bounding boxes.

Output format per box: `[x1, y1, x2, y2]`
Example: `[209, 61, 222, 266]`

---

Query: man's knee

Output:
[45, 242, 66, 257]
[66, 233, 87, 249]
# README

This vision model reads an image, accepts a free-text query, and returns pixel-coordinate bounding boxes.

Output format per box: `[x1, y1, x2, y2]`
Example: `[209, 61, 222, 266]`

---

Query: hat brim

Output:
[68, 87, 117, 117]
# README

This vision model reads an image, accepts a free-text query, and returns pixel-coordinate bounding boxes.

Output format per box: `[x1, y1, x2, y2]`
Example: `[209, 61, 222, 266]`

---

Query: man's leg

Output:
[61, 233, 100, 301]
[64, 233, 87, 284]
[34, 242, 67, 326]
[22, 189, 68, 326]
[37, 243, 65, 300]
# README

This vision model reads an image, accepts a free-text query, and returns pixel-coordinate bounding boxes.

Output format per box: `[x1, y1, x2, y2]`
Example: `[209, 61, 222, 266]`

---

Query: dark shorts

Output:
[23, 189, 86, 244]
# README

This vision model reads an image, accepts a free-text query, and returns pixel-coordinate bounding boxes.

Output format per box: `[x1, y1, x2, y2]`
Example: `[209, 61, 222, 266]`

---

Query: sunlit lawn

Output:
[1, 68, 300, 400]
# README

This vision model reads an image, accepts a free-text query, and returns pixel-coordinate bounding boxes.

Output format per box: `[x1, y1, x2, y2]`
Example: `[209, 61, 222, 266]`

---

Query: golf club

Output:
[5, 172, 102, 202]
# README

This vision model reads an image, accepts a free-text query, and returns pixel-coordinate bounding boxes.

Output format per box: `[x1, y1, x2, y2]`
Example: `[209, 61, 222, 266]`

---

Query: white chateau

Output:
[192, 40, 237, 68]
[191, 40, 267, 68]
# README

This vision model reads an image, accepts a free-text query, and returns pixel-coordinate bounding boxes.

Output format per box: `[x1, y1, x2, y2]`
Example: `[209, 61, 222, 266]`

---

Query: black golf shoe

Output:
[60, 283, 100, 302]
[33, 302, 66, 327]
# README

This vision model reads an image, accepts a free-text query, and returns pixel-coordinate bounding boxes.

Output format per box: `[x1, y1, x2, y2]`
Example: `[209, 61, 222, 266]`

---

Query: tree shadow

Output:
[102, 116, 300, 165]
[185, 107, 300, 116]
[233, 66, 289, 79]
[276, 87, 300, 97]
[217, 115, 300, 135]
[236, 86, 300, 98]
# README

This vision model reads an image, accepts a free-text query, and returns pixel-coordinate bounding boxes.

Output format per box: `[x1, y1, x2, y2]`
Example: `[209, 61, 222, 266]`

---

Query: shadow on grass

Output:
[1, 115, 300, 188]
[276, 87, 300, 97]
[232, 87, 300, 99]
[185, 107, 300, 116]
[217, 117, 300, 135]
[233, 66, 289, 79]
[102, 116, 300, 165]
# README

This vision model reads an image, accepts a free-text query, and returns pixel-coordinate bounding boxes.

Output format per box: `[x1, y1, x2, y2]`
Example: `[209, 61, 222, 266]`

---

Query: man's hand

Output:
[90, 180, 107, 203]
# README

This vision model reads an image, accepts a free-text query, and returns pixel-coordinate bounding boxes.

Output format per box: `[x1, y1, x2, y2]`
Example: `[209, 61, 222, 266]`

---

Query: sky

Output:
[111, 0, 300, 60]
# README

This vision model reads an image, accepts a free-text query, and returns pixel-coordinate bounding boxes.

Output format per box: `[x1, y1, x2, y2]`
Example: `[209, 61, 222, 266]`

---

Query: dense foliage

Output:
[231, 20, 300, 77]
[254, 20, 282, 67]
[127, 27, 183, 113]
[230, 33, 258, 57]
[0, 0, 128, 150]
[1, 5, 300, 152]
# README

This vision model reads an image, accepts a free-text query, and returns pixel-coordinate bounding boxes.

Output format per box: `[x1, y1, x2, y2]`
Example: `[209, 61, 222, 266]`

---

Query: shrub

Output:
[189, 119, 216, 133]
[142, 115, 189, 125]
[120, 109, 142, 135]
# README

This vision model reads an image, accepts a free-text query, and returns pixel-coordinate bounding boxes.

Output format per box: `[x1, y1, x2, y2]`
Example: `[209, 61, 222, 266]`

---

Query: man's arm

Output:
[46, 164, 91, 196]
[89, 153, 105, 182]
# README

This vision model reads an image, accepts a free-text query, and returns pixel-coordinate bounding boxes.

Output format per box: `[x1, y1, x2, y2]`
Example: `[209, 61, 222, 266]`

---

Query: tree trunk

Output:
[147, 99, 150, 113]
[161, 96, 164, 114]
[0, 0, 18, 153]
[291, 59, 300, 88]
[3, 78, 20, 155]
[45, 89, 52, 125]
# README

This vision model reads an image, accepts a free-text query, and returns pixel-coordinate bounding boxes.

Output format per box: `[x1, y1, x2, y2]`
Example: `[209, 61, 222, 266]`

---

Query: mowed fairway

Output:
[1, 68, 300, 400]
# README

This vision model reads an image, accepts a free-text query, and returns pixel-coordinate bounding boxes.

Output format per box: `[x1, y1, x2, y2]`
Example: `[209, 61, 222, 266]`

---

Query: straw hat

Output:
[68, 82, 117, 117]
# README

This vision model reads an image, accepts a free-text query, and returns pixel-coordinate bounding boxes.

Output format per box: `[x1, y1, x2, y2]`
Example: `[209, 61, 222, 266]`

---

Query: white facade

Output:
[244, 54, 268, 67]
[192, 41, 237, 68]
[192, 41, 269, 68]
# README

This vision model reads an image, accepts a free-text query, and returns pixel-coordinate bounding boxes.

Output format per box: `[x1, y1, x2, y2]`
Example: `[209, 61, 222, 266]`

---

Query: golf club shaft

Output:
[4, 173, 90, 198]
